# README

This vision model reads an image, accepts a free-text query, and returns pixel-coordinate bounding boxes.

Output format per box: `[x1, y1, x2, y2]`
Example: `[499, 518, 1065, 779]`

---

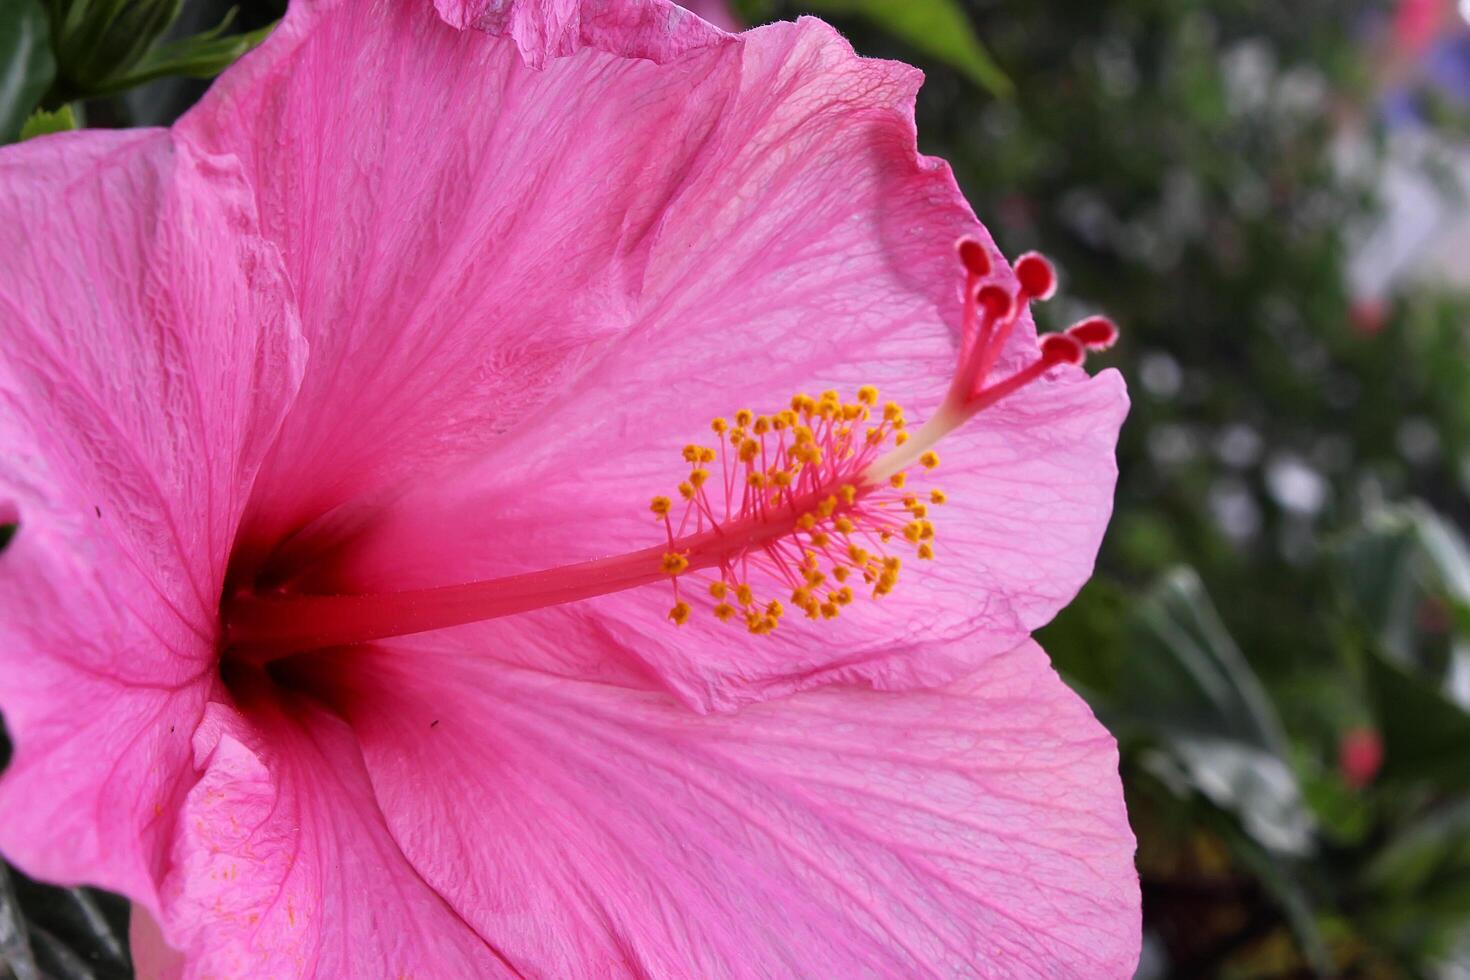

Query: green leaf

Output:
[799, 0, 1012, 98]
[1121, 567, 1289, 753]
[90, 15, 275, 95]
[1367, 647, 1470, 793]
[0, 862, 131, 980]
[49, 0, 181, 97]
[1358, 801, 1470, 958]
[18, 103, 76, 140]
[1117, 569, 1317, 859]
[0, 0, 56, 144]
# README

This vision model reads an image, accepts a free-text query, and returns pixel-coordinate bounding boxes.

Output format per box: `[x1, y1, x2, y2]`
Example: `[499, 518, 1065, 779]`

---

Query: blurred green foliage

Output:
[6, 0, 1470, 976]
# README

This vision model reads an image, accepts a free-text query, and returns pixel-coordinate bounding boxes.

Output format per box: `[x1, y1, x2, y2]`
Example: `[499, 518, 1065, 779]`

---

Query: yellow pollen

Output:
[651, 385, 944, 637]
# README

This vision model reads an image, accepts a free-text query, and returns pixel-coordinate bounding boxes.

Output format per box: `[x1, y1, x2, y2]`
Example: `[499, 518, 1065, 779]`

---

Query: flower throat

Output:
[223, 241, 1118, 664]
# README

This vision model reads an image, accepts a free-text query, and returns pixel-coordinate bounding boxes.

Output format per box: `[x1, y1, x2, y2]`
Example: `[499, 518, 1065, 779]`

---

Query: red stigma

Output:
[1066, 316, 1119, 351]
[1014, 252, 1057, 301]
[945, 238, 1119, 414]
[956, 237, 992, 277]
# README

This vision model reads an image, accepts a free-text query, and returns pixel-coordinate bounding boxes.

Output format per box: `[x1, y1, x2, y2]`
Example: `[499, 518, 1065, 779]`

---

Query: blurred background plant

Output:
[4, 0, 1470, 976]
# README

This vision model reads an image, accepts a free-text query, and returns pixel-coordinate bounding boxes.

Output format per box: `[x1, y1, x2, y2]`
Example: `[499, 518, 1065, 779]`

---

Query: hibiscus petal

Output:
[244, 5, 1123, 708]
[147, 690, 516, 977]
[294, 637, 1140, 976]
[178, 0, 743, 562]
[433, 0, 725, 66]
[0, 131, 303, 905]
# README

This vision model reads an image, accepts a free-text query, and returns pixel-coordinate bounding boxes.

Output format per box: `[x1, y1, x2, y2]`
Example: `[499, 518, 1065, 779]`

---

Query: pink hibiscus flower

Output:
[0, 0, 1139, 975]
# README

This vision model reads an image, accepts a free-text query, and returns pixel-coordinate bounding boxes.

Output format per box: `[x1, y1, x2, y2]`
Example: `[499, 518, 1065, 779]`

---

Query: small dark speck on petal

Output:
[94, 506, 101, 518]
[430, 720, 440, 728]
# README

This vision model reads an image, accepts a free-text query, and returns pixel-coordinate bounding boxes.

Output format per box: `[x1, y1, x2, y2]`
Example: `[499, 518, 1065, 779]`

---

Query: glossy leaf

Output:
[0, 0, 56, 144]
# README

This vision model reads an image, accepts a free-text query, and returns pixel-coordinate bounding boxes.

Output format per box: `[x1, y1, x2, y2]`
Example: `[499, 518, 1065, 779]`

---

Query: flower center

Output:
[221, 239, 1117, 664]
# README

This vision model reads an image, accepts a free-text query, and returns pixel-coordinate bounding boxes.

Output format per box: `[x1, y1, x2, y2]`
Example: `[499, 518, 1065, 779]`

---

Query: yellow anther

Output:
[766, 600, 784, 619]
[883, 401, 903, 422]
[907, 503, 928, 519]
[805, 569, 827, 587]
[903, 522, 923, 544]
[883, 556, 902, 572]
[713, 603, 736, 622]
[650, 496, 672, 516]
[920, 451, 940, 470]
[772, 469, 793, 488]
[699, 447, 717, 463]
[735, 408, 754, 427]
[791, 586, 812, 606]
[820, 389, 840, 404]
[895, 432, 910, 445]
[930, 489, 947, 505]
[842, 403, 862, 421]
[834, 587, 854, 606]
[880, 530, 894, 542]
[834, 517, 855, 534]
[810, 531, 830, 547]
[753, 416, 771, 435]
[678, 481, 695, 500]
[857, 385, 879, 406]
[793, 425, 814, 445]
[833, 566, 851, 582]
[689, 468, 710, 487]
[661, 552, 689, 575]
[848, 544, 869, 564]
[711, 417, 728, 434]
[797, 512, 817, 531]
[817, 496, 838, 518]
[748, 472, 767, 488]
[889, 472, 907, 488]
[917, 543, 935, 560]
[801, 551, 820, 571]
[682, 444, 701, 463]
[820, 602, 839, 620]
[739, 439, 760, 464]
[839, 484, 857, 505]
[919, 520, 935, 540]
[735, 583, 755, 606]
[865, 428, 883, 446]
[668, 601, 692, 625]
[710, 581, 728, 599]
